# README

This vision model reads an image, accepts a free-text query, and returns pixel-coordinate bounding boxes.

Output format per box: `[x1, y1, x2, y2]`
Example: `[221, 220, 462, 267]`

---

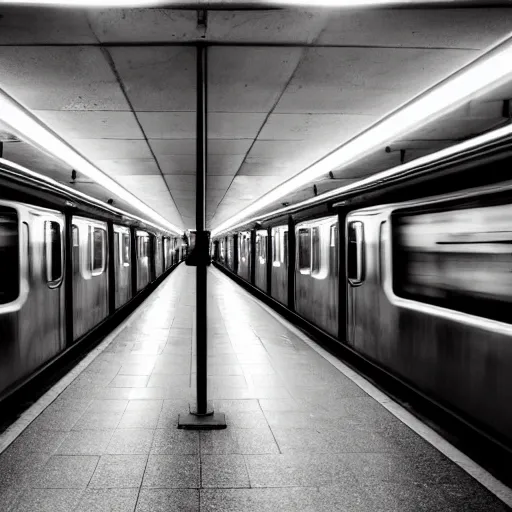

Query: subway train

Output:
[212, 128, 512, 460]
[0, 159, 186, 401]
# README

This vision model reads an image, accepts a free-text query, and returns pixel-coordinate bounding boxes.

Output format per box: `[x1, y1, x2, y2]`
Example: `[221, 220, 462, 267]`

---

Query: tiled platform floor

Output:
[0, 264, 509, 511]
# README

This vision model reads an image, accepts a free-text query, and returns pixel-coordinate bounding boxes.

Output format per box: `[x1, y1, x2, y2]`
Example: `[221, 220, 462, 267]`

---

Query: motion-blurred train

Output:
[213, 128, 512, 458]
[0, 159, 186, 400]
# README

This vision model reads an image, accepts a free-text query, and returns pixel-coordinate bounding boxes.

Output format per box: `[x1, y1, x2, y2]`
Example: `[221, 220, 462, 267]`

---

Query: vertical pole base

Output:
[177, 412, 226, 430]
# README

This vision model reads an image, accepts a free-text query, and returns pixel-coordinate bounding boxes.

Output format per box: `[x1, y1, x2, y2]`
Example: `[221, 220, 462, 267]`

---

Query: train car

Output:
[0, 158, 184, 401]
[0, 201, 65, 396]
[346, 183, 512, 448]
[210, 125, 512, 475]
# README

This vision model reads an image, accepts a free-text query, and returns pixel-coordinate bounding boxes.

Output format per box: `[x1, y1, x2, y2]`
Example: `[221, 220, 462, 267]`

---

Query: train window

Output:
[45, 221, 62, 284]
[0, 208, 19, 304]
[298, 228, 311, 273]
[272, 231, 280, 266]
[239, 233, 249, 263]
[257, 232, 267, 264]
[115, 232, 120, 264]
[91, 227, 106, 275]
[330, 225, 337, 248]
[331, 224, 339, 277]
[348, 221, 365, 285]
[311, 227, 320, 274]
[283, 230, 288, 268]
[137, 235, 148, 258]
[393, 202, 512, 323]
[72, 225, 79, 247]
[122, 234, 130, 266]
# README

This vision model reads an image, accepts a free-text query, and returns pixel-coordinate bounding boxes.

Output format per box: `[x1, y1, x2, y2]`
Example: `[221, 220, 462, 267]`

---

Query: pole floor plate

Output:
[178, 412, 227, 430]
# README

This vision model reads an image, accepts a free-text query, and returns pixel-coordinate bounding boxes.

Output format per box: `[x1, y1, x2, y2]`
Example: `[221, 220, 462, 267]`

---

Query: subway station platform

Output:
[0, 264, 510, 512]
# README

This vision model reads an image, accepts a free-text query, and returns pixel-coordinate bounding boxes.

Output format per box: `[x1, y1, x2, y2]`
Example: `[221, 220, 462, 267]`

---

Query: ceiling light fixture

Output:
[211, 33, 512, 237]
[0, 0, 477, 7]
[1, 156, 183, 234]
[0, 89, 183, 235]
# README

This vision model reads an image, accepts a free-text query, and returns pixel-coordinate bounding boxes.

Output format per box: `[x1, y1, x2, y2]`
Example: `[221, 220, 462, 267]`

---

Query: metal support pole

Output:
[196, 42, 208, 416]
[179, 44, 226, 430]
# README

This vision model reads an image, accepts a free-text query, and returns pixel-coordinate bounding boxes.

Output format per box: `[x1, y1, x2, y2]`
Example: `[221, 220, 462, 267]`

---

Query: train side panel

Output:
[270, 225, 288, 305]
[0, 202, 65, 396]
[113, 224, 132, 309]
[347, 196, 512, 446]
[226, 236, 235, 271]
[255, 230, 268, 292]
[295, 216, 339, 337]
[237, 231, 251, 281]
[72, 216, 109, 340]
[155, 236, 163, 278]
[136, 230, 151, 292]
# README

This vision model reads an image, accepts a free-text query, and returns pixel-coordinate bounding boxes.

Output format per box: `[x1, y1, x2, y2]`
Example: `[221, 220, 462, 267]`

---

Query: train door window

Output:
[311, 227, 320, 274]
[114, 232, 120, 265]
[0, 207, 19, 304]
[91, 227, 106, 275]
[137, 235, 147, 258]
[257, 232, 267, 264]
[45, 221, 63, 285]
[239, 233, 248, 263]
[122, 233, 131, 266]
[72, 225, 79, 273]
[348, 221, 365, 285]
[272, 230, 280, 266]
[72, 225, 79, 248]
[330, 224, 339, 277]
[283, 230, 288, 268]
[298, 228, 311, 274]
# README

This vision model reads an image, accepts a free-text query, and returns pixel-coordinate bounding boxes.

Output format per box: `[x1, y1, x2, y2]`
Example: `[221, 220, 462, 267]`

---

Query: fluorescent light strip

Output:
[212, 34, 512, 237]
[0, 89, 183, 236]
[0, 156, 180, 235]
[212, 121, 512, 237]
[0, 0, 465, 6]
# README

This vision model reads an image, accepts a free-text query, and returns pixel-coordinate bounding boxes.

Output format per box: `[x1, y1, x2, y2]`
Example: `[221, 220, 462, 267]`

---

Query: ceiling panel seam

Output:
[0, 42, 482, 51]
[209, 46, 316, 225]
[100, 46, 185, 227]
[210, 22, 336, 227]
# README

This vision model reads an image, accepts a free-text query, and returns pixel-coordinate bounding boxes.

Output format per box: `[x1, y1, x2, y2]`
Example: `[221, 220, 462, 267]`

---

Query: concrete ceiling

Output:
[0, 6, 511, 231]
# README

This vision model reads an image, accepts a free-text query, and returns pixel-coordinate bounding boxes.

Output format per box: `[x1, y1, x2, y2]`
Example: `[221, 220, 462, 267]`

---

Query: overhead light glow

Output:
[212, 122, 512, 237]
[211, 33, 512, 237]
[0, 0, 466, 7]
[0, 89, 183, 236]
[0, 156, 181, 234]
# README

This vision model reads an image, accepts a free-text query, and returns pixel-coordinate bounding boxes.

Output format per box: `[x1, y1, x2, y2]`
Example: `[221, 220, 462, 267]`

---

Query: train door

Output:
[113, 225, 131, 308]
[0, 202, 66, 396]
[72, 217, 109, 340]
